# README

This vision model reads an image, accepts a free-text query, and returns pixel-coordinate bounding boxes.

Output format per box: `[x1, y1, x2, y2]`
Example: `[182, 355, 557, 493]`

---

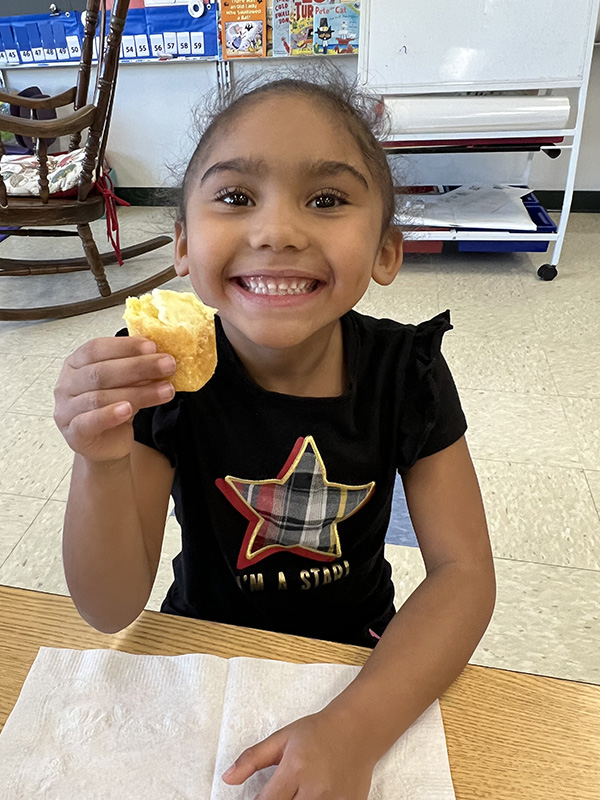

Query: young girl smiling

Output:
[55, 78, 495, 800]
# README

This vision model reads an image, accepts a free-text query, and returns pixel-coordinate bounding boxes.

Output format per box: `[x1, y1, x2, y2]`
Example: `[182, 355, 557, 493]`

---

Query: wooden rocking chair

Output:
[0, 0, 176, 321]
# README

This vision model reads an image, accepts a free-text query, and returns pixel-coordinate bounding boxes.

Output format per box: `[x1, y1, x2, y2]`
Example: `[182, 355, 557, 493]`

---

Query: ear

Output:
[174, 220, 189, 277]
[372, 226, 403, 286]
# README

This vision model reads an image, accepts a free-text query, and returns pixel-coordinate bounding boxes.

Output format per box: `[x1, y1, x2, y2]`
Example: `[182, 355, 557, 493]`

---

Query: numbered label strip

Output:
[0, 4, 219, 67]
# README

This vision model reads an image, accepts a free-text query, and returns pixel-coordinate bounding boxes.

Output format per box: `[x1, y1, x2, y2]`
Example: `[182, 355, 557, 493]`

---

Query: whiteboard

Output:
[358, 0, 600, 93]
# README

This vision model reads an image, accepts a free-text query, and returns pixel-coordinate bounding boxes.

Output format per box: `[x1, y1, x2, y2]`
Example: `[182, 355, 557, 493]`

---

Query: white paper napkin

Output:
[0, 647, 456, 799]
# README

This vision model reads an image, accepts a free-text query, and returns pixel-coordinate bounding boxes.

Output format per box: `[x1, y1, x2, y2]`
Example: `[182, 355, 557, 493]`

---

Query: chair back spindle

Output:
[79, 0, 129, 201]
[35, 138, 50, 204]
[0, 138, 7, 208]
[70, 0, 102, 152]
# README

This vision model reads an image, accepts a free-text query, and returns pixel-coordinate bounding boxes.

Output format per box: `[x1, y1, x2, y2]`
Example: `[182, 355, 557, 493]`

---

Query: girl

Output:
[54, 77, 495, 800]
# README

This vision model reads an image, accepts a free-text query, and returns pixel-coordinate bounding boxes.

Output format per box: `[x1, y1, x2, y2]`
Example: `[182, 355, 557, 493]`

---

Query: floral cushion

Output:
[0, 148, 87, 196]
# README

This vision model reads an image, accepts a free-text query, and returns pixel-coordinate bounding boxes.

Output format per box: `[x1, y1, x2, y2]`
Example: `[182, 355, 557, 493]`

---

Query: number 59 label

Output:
[191, 32, 204, 54]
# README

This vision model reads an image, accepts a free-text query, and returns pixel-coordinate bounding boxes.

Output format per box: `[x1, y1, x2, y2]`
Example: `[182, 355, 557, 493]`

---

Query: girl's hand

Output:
[54, 336, 177, 463]
[222, 709, 376, 800]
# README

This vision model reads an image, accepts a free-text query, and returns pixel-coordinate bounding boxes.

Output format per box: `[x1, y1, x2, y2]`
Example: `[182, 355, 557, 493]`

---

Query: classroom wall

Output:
[3, 48, 600, 192]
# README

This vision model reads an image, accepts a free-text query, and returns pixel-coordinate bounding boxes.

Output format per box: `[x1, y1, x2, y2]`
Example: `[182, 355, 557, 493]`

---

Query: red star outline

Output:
[216, 436, 375, 569]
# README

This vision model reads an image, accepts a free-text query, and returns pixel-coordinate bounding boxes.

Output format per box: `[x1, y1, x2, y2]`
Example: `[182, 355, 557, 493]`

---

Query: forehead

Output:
[198, 93, 370, 176]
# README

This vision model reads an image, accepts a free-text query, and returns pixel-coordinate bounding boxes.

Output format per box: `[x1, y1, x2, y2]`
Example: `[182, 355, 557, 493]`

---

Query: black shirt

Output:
[126, 309, 467, 648]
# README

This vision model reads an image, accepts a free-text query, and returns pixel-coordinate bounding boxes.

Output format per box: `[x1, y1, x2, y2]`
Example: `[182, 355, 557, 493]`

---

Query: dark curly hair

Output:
[177, 73, 395, 242]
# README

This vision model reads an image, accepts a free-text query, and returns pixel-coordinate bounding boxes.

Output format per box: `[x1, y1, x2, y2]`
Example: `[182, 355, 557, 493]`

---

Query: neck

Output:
[222, 320, 347, 397]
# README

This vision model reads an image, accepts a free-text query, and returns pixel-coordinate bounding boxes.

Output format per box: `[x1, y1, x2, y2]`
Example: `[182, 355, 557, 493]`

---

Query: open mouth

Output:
[235, 276, 320, 296]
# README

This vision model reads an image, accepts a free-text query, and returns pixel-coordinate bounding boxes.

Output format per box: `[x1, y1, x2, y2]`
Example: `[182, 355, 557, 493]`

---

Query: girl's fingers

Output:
[222, 735, 284, 785]
[66, 401, 136, 448]
[82, 382, 175, 415]
[65, 351, 177, 396]
[66, 336, 157, 369]
[56, 381, 175, 431]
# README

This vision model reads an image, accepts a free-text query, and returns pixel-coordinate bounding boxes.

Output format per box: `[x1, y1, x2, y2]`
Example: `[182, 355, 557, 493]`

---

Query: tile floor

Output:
[0, 208, 599, 685]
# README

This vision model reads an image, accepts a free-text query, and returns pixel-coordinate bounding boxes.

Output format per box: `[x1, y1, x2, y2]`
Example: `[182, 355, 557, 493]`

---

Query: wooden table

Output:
[1, 585, 599, 799]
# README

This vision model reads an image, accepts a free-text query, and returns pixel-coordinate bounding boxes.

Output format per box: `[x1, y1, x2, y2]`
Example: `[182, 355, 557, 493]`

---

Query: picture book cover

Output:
[271, 0, 291, 56]
[220, 0, 267, 58]
[289, 1, 314, 55]
[313, 1, 360, 55]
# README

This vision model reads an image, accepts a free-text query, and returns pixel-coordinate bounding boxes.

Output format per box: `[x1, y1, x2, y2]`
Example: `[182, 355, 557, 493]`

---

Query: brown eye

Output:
[223, 192, 251, 206]
[309, 188, 348, 209]
[314, 194, 338, 208]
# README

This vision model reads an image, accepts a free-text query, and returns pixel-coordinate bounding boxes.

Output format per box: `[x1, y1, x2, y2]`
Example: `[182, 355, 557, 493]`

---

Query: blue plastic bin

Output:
[457, 192, 557, 253]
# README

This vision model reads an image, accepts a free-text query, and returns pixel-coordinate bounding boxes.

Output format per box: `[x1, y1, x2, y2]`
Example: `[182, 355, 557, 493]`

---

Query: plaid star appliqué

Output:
[216, 436, 375, 569]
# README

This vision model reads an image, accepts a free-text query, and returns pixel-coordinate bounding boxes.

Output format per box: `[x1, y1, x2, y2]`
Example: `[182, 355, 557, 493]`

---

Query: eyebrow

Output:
[305, 160, 369, 190]
[200, 157, 369, 190]
[200, 157, 266, 184]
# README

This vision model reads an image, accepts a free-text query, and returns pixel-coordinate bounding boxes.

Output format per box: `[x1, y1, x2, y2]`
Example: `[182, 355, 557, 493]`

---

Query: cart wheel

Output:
[537, 264, 558, 281]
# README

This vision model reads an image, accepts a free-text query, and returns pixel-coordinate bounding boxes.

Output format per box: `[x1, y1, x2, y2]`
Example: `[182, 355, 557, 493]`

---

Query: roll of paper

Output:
[384, 95, 570, 134]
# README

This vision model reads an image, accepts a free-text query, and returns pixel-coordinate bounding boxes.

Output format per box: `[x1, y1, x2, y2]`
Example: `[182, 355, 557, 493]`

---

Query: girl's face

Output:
[175, 94, 402, 357]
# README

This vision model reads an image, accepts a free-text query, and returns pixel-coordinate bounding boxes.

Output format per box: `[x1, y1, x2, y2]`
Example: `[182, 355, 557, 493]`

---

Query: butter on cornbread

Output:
[123, 289, 217, 392]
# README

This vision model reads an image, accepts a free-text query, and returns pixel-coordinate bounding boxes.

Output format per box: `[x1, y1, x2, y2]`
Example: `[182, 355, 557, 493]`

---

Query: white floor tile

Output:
[0, 353, 55, 415]
[0, 499, 68, 595]
[385, 544, 600, 684]
[8, 358, 64, 418]
[461, 390, 581, 469]
[51, 469, 72, 503]
[474, 459, 600, 570]
[445, 333, 557, 395]
[544, 341, 600, 399]
[0, 493, 46, 567]
[586, 471, 600, 514]
[474, 558, 600, 684]
[0, 413, 73, 498]
[146, 513, 181, 612]
[561, 397, 600, 470]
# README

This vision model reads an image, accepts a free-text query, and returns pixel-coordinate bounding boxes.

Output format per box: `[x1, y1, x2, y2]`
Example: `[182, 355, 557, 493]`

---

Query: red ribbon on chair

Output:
[95, 171, 130, 266]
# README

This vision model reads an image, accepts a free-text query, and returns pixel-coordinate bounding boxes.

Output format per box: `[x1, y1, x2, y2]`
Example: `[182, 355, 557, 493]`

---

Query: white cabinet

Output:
[359, 0, 600, 279]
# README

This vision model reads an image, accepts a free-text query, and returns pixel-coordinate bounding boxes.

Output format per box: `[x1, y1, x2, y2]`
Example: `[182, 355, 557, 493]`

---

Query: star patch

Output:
[216, 436, 375, 569]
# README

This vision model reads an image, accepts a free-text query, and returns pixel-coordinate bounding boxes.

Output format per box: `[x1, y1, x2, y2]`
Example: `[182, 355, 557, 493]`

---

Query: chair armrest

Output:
[0, 87, 77, 111]
[0, 104, 96, 138]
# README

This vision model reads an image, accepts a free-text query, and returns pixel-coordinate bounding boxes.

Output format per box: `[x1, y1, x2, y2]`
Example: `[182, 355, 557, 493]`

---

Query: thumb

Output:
[222, 731, 285, 785]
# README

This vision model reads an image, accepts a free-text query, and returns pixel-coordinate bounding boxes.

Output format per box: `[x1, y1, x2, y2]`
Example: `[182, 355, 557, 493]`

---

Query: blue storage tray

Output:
[457, 191, 557, 253]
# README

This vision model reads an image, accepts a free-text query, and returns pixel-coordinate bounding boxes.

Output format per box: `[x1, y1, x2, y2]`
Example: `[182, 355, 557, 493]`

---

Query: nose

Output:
[247, 200, 310, 252]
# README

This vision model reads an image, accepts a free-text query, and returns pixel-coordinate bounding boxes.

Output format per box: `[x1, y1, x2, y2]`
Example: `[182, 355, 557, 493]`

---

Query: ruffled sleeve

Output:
[396, 310, 467, 471]
[114, 326, 183, 468]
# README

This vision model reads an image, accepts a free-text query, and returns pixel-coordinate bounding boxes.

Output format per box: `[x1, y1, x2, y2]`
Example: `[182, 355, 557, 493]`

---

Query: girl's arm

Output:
[323, 434, 495, 760]
[56, 336, 177, 633]
[223, 435, 495, 797]
[63, 444, 174, 633]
